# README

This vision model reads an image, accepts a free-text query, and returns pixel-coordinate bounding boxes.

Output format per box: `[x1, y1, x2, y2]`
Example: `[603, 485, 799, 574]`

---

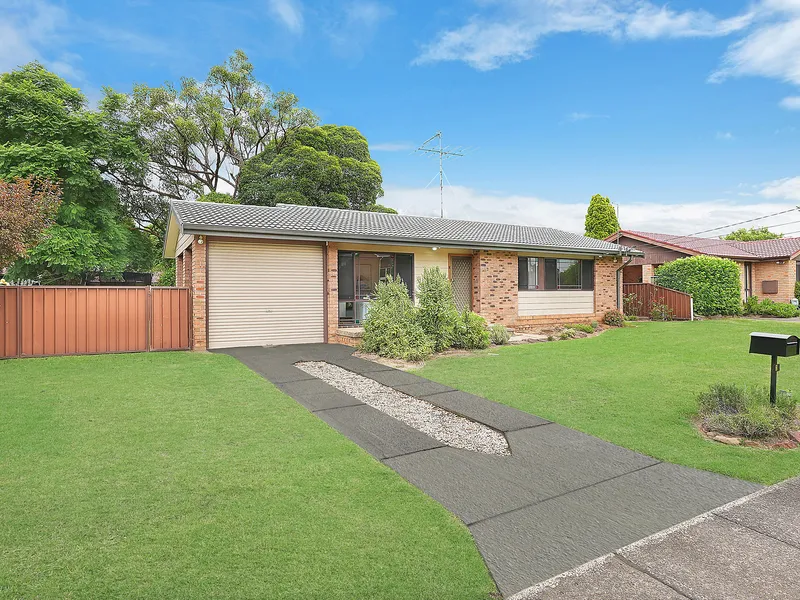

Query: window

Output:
[556, 259, 581, 289]
[518, 257, 539, 290]
[338, 251, 414, 326]
[518, 257, 594, 291]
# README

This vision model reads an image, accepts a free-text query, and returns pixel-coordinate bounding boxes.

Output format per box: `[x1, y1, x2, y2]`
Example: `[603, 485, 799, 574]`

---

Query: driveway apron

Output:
[218, 344, 761, 598]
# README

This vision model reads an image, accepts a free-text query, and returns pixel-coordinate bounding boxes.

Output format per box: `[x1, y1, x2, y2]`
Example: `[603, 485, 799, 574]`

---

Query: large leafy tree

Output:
[100, 50, 318, 234]
[0, 176, 61, 269]
[723, 227, 782, 241]
[584, 194, 620, 239]
[0, 62, 153, 283]
[238, 124, 392, 211]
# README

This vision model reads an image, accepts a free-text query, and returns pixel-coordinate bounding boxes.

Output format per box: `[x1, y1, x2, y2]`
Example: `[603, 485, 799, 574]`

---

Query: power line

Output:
[685, 207, 799, 236]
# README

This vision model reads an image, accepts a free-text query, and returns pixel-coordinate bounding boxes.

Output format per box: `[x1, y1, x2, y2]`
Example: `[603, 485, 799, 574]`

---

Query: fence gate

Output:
[0, 286, 191, 359]
[622, 283, 693, 321]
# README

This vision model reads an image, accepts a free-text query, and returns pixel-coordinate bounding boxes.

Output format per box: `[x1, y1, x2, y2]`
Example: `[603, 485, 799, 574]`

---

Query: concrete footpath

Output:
[219, 344, 762, 598]
[514, 477, 800, 599]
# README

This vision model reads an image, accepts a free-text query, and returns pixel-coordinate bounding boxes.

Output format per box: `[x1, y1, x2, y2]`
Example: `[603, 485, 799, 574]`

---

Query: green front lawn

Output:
[0, 353, 496, 599]
[417, 319, 800, 485]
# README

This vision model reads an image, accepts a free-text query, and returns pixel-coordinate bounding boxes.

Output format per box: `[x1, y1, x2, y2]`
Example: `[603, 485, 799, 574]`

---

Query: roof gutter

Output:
[178, 224, 645, 258]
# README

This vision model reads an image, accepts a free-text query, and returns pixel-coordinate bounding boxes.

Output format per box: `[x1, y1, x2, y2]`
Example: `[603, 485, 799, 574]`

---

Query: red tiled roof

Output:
[619, 230, 800, 260]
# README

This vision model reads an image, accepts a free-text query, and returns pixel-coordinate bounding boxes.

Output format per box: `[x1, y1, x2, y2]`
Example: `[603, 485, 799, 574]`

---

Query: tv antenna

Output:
[415, 131, 465, 218]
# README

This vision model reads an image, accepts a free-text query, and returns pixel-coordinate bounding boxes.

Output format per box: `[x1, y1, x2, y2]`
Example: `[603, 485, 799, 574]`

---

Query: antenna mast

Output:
[415, 131, 465, 218]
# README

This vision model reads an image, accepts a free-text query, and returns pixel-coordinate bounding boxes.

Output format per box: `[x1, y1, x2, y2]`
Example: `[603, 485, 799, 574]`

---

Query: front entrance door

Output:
[450, 256, 473, 312]
[744, 262, 753, 299]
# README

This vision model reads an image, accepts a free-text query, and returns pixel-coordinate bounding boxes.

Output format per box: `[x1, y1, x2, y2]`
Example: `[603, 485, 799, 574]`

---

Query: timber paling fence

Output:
[622, 282, 693, 321]
[0, 286, 191, 359]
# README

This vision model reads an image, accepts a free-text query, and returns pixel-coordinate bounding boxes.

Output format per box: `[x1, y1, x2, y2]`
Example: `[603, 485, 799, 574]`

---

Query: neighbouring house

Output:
[163, 201, 642, 350]
[608, 230, 800, 303]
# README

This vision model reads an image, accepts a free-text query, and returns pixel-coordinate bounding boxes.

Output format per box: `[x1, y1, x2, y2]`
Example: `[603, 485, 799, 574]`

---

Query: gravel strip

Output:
[295, 361, 510, 456]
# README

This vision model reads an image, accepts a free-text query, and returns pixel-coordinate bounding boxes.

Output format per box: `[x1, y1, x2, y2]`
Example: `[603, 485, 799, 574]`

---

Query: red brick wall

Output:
[752, 260, 796, 303]
[176, 254, 183, 287]
[472, 250, 518, 325]
[190, 237, 207, 350]
[325, 242, 339, 342]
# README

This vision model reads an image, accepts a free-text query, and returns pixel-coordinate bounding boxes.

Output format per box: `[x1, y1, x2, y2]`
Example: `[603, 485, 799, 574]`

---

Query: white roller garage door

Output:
[207, 239, 325, 349]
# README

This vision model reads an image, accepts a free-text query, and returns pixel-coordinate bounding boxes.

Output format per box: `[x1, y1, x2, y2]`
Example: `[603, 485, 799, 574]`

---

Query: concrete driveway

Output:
[219, 344, 761, 598]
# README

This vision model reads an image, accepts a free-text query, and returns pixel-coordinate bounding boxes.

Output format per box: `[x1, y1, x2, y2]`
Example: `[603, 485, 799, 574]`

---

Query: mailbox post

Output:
[749, 333, 799, 405]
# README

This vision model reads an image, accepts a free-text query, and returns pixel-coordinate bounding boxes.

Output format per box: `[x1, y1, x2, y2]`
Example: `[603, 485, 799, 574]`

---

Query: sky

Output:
[2, 0, 800, 237]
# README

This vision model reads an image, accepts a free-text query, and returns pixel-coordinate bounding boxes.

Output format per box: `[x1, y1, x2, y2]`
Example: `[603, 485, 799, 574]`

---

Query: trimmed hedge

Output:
[655, 256, 742, 316]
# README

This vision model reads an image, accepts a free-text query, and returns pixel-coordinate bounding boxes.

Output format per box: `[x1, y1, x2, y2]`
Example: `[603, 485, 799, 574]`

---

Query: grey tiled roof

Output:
[171, 201, 640, 255]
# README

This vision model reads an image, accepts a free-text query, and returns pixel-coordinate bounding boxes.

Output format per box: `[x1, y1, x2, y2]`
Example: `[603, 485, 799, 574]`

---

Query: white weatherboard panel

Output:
[208, 240, 324, 348]
[518, 291, 594, 316]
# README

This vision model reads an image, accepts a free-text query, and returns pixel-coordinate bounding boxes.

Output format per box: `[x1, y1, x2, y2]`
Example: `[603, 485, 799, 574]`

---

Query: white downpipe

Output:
[690, 297, 694, 321]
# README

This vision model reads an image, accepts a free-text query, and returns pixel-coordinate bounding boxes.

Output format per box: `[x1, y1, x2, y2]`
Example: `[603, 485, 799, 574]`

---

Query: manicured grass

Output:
[0, 352, 496, 599]
[416, 320, 800, 485]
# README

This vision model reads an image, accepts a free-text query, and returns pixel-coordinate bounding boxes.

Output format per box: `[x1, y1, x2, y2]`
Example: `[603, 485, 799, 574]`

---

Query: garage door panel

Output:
[208, 240, 325, 349]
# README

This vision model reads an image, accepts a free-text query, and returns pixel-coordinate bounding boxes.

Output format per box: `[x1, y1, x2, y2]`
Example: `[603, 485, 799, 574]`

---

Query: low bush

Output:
[742, 296, 799, 318]
[655, 256, 741, 316]
[361, 276, 433, 361]
[757, 298, 799, 318]
[603, 309, 624, 327]
[650, 301, 673, 321]
[489, 324, 511, 345]
[565, 323, 594, 334]
[743, 295, 760, 316]
[624, 315, 639, 321]
[416, 267, 459, 352]
[698, 383, 797, 439]
[452, 311, 490, 350]
[559, 329, 577, 340]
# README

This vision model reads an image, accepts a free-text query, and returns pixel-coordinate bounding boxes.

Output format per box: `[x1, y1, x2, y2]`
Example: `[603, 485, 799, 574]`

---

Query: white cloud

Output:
[566, 112, 609, 122]
[325, 1, 393, 58]
[382, 184, 800, 236]
[267, 0, 304, 34]
[414, 1, 752, 71]
[371, 142, 414, 151]
[780, 96, 800, 109]
[0, 0, 174, 81]
[759, 176, 800, 201]
[716, 131, 735, 141]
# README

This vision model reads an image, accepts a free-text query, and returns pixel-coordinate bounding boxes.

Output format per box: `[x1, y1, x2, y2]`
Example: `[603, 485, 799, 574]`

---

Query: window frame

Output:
[518, 256, 595, 292]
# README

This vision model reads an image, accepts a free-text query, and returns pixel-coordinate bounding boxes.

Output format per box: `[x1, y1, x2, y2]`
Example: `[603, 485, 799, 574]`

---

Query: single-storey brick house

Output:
[163, 201, 641, 350]
[609, 230, 800, 303]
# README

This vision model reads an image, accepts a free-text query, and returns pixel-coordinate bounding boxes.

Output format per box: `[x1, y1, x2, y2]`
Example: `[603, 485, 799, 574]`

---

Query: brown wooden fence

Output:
[0, 286, 191, 359]
[622, 283, 693, 321]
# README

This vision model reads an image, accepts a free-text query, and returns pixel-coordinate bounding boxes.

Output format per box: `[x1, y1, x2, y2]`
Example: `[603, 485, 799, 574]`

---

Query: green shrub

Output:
[156, 262, 176, 286]
[756, 298, 799, 318]
[655, 256, 741, 316]
[603, 309, 624, 327]
[624, 315, 638, 321]
[416, 267, 459, 352]
[743, 295, 760, 316]
[489, 324, 511, 345]
[590, 321, 599, 330]
[361, 276, 433, 361]
[559, 329, 577, 340]
[452, 311, 490, 350]
[698, 383, 797, 439]
[650, 301, 673, 321]
[743, 296, 799, 318]
[565, 323, 594, 334]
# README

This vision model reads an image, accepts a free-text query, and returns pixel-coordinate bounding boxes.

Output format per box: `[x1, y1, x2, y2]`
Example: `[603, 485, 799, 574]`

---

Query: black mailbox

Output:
[749, 333, 799, 357]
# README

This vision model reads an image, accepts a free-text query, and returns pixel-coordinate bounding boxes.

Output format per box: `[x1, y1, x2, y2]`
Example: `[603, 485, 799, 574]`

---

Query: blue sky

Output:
[3, 0, 800, 235]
